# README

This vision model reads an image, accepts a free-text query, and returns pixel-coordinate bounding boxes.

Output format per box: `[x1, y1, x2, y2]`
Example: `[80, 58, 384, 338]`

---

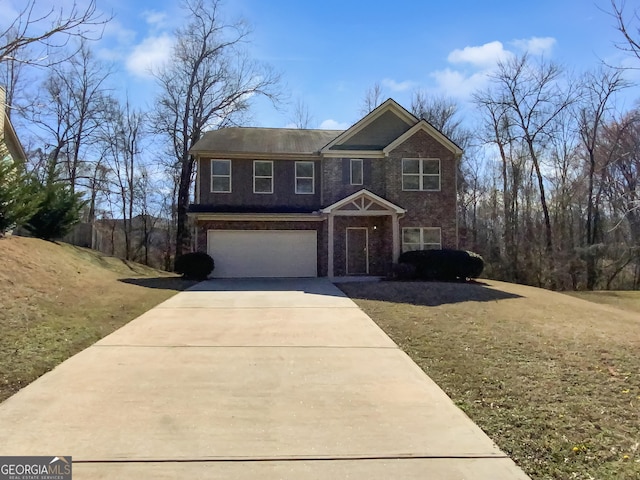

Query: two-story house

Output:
[189, 99, 462, 278]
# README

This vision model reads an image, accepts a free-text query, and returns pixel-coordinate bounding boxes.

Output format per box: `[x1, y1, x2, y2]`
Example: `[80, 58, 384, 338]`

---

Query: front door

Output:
[346, 227, 368, 275]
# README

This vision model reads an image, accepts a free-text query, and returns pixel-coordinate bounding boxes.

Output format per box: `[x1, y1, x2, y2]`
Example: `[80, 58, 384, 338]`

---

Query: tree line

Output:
[1, 0, 279, 269]
[463, 57, 639, 290]
[1, 0, 639, 289]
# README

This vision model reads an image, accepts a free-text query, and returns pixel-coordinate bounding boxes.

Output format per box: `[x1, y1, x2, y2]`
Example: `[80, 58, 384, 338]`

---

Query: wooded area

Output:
[1, 0, 639, 290]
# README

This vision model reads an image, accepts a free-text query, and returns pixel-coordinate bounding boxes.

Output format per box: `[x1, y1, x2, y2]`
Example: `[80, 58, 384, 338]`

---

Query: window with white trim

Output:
[402, 158, 440, 191]
[253, 160, 273, 194]
[402, 227, 442, 252]
[211, 159, 231, 193]
[295, 161, 314, 194]
[350, 158, 363, 185]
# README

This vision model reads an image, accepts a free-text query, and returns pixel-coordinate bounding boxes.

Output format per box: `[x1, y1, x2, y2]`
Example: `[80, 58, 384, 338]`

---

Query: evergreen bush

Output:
[25, 181, 85, 241]
[174, 252, 215, 280]
[398, 249, 484, 281]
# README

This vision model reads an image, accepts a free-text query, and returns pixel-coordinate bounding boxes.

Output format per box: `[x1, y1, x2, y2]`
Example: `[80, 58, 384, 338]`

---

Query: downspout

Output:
[192, 154, 202, 253]
[455, 152, 461, 249]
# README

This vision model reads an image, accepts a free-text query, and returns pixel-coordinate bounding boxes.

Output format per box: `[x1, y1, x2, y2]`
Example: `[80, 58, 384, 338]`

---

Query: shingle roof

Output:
[190, 127, 343, 155]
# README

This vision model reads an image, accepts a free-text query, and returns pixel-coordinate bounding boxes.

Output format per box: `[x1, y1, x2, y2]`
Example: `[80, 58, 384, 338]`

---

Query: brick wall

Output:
[385, 129, 458, 249]
[198, 158, 321, 209]
[323, 130, 458, 249]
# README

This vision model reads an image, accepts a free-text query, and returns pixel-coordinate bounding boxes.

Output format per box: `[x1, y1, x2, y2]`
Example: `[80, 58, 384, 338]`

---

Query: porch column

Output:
[327, 214, 334, 278]
[392, 212, 400, 263]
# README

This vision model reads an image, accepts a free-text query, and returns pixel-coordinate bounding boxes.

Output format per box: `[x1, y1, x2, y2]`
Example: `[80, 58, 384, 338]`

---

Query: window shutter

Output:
[342, 158, 350, 184]
[363, 159, 372, 185]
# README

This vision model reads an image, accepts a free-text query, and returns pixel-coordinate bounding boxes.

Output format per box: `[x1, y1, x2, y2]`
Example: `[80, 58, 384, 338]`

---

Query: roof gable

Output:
[383, 120, 463, 156]
[321, 99, 417, 153]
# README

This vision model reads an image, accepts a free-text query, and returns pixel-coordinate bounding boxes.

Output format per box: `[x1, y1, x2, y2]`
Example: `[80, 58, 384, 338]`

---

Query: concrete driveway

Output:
[0, 278, 530, 479]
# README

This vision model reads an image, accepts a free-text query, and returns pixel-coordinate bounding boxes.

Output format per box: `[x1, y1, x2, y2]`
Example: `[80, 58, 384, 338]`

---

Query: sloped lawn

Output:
[0, 237, 196, 402]
[339, 280, 640, 480]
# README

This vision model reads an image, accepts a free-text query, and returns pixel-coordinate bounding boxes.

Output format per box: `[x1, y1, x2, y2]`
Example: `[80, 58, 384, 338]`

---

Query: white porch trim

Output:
[189, 212, 325, 222]
[322, 189, 405, 278]
[321, 189, 406, 215]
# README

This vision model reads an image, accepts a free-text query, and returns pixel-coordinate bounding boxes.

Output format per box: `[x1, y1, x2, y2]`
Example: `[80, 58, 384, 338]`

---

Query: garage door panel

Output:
[208, 230, 317, 278]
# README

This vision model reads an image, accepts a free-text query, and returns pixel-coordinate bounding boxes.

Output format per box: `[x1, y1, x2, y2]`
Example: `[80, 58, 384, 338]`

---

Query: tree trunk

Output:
[585, 148, 597, 289]
[175, 156, 194, 260]
[527, 139, 555, 288]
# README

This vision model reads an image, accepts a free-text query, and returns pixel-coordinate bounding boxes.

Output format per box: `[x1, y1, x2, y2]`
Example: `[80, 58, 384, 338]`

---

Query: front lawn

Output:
[339, 280, 640, 480]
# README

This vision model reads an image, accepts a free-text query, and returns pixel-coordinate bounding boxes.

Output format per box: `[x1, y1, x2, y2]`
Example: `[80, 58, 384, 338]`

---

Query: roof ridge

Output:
[218, 126, 344, 132]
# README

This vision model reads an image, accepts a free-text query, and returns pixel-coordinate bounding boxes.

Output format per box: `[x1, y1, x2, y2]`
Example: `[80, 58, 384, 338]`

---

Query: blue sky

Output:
[4, 0, 640, 129]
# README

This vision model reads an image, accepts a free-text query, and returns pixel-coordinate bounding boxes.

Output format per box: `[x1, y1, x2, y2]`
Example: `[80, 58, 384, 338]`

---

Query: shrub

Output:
[390, 262, 417, 280]
[0, 159, 41, 235]
[398, 249, 484, 281]
[25, 180, 85, 241]
[174, 252, 214, 280]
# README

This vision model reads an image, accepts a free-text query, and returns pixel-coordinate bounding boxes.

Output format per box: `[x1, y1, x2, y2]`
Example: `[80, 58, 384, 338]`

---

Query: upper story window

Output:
[402, 158, 440, 191]
[211, 159, 231, 193]
[295, 161, 314, 194]
[253, 160, 273, 194]
[402, 227, 442, 252]
[350, 159, 363, 185]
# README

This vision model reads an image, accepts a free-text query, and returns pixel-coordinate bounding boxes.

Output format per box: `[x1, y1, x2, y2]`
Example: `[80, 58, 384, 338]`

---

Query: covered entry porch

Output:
[322, 189, 406, 278]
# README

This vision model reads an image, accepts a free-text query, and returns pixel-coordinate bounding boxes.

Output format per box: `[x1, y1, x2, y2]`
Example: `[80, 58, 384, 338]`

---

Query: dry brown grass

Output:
[0, 236, 196, 402]
[338, 280, 640, 480]
[564, 291, 640, 315]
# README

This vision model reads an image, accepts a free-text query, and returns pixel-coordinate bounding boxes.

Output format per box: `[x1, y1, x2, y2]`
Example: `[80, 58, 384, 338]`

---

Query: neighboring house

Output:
[0, 86, 27, 165]
[189, 99, 462, 278]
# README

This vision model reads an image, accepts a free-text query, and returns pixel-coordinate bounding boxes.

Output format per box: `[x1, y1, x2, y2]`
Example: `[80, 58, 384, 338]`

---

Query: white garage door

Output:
[207, 230, 318, 278]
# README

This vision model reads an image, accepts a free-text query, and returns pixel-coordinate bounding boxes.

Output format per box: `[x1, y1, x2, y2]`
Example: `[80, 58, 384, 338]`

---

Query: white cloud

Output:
[432, 36, 558, 100]
[126, 34, 174, 77]
[319, 119, 350, 130]
[430, 68, 491, 99]
[96, 20, 137, 62]
[447, 41, 512, 68]
[511, 36, 556, 56]
[381, 78, 415, 92]
[142, 10, 168, 28]
[103, 19, 137, 45]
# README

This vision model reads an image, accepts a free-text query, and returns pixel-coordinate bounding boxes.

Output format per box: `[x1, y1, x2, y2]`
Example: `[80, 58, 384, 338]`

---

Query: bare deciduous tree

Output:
[100, 97, 146, 260]
[492, 55, 576, 287]
[610, 0, 640, 64]
[575, 67, 628, 288]
[153, 0, 281, 259]
[360, 82, 383, 115]
[0, 0, 108, 67]
[0, 28, 27, 119]
[289, 98, 313, 129]
[411, 91, 470, 149]
[28, 41, 111, 193]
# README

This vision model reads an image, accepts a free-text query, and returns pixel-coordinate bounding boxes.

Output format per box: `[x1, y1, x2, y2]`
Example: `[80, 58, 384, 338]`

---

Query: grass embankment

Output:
[0, 236, 195, 403]
[339, 280, 640, 480]
[564, 290, 640, 315]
